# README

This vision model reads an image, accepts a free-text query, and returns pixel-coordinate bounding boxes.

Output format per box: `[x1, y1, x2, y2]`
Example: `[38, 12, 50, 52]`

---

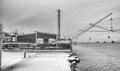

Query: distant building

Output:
[2, 31, 72, 50]
[17, 31, 57, 43]
[17, 33, 36, 43]
[3, 32, 17, 43]
[16, 31, 57, 49]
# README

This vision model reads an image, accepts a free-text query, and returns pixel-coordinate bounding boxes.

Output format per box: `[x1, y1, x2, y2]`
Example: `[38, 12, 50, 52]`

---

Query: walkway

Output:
[3, 52, 71, 71]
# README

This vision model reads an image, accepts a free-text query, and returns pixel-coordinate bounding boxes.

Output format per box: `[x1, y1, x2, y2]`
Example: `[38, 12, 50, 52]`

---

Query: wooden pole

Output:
[24, 50, 26, 58]
[35, 31, 37, 49]
[70, 39, 73, 52]
[0, 24, 3, 69]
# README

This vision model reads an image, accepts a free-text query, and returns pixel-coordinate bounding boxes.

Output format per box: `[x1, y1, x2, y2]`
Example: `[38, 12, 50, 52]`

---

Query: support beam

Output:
[89, 24, 110, 31]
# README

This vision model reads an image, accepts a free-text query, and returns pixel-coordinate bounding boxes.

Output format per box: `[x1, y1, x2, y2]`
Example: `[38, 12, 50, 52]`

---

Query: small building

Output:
[3, 33, 11, 43]
[17, 33, 36, 43]
[16, 31, 57, 49]
[3, 32, 17, 43]
[17, 31, 56, 43]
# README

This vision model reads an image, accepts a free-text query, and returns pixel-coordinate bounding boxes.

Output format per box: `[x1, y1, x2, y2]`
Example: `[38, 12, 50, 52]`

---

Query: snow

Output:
[2, 52, 24, 68]
[2, 52, 71, 71]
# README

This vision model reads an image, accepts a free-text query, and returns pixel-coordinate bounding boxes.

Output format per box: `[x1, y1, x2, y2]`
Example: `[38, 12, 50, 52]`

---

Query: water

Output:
[73, 42, 120, 71]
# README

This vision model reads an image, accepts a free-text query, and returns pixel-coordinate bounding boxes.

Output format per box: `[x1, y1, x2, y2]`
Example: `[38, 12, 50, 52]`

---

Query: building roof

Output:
[17, 31, 57, 36]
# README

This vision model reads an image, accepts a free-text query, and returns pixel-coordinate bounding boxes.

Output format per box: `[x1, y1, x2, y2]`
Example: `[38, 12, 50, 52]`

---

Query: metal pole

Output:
[58, 9, 61, 40]
[56, 9, 61, 48]
[0, 24, 3, 69]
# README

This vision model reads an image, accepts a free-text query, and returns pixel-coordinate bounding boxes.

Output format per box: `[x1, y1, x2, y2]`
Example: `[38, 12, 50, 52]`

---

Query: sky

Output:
[0, 0, 120, 42]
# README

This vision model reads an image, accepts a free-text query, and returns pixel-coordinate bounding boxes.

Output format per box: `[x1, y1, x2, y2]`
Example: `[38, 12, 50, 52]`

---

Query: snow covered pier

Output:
[2, 52, 72, 71]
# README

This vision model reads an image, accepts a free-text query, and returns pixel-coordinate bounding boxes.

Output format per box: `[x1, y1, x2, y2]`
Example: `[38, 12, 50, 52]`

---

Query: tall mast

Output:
[58, 9, 61, 40]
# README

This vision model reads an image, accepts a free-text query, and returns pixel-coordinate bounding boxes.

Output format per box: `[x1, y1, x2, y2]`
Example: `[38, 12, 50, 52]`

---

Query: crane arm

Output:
[74, 13, 112, 38]
[89, 24, 110, 31]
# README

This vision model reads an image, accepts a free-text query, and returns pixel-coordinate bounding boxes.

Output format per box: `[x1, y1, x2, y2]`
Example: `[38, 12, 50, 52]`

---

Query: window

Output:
[49, 38, 55, 43]
[12, 37, 16, 41]
[37, 38, 43, 44]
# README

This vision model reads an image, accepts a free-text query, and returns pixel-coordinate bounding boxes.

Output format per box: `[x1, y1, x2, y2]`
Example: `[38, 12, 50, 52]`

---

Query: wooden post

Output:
[56, 35, 58, 48]
[70, 39, 73, 52]
[0, 24, 3, 69]
[35, 31, 37, 49]
[24, 50, 26, 58]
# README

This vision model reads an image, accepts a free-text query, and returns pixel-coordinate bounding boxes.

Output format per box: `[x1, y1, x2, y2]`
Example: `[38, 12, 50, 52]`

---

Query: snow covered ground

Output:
[73, 43, 120, 71]
[2, 52, 24, 68]
[2, 52, 71, 71]
[1, 51, 39, 68]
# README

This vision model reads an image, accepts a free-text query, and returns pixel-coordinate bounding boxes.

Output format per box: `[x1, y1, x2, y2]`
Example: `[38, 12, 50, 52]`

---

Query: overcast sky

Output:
[0, 0, 120, 41]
